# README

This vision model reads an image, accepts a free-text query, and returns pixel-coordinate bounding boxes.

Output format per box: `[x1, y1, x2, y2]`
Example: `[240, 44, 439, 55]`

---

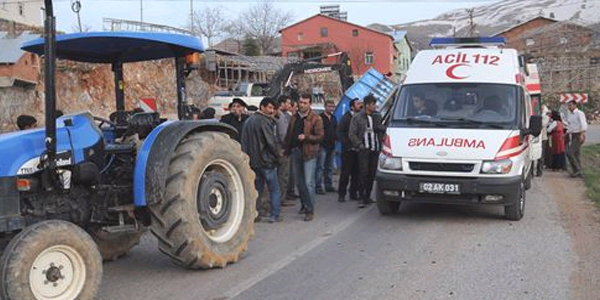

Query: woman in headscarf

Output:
[547, 110, 566, 171]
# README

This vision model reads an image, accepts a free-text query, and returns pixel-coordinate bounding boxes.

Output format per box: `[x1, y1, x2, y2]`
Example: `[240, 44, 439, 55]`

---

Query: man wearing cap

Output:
[241, 97, 282, 223]
[221, 98, 249, 142]
[565, 100, 587, 177]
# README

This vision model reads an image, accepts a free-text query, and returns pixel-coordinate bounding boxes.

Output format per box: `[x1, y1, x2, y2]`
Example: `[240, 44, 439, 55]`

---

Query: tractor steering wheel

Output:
[93, 116, 116, 130]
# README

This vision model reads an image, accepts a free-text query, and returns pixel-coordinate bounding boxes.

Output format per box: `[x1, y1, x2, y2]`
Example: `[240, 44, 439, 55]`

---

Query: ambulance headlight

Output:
[379, 155, 402, 170]
[481, 159, 513, 174]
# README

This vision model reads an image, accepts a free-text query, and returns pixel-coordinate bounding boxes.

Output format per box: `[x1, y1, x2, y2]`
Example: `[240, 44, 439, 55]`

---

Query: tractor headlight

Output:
[379, 154, 402, 170]
[481, 159, 513, 174]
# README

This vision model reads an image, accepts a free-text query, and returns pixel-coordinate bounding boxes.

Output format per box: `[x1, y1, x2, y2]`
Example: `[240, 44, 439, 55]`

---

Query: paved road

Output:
[97, 170, 600, 300]
[584, 124, 600, 145]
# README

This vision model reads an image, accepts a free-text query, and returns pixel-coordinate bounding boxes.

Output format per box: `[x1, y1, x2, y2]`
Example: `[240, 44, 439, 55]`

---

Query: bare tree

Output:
[70, 23, 92, 33]
[222, 19, 246, 53]
[240, 0, 293, 55]
[192, 6, 226, 48]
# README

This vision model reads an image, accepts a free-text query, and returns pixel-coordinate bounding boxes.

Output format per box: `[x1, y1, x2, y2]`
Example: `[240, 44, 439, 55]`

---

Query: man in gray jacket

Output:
[349, 95, 386, 208]
[241, 97, 282, 223]
[276, 95, 296, 206]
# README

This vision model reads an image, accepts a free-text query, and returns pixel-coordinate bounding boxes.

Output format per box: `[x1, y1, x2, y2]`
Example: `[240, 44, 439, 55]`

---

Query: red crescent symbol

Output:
[446, 63, 470, 80]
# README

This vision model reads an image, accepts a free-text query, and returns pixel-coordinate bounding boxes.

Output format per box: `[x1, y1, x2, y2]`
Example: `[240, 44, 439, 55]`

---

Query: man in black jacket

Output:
[241, 97, 282, 223]
[316, 99, 338, 194]
[220, 98, 249, 142]
[349, 95, 386, 208]
[337, 98, 362, 202]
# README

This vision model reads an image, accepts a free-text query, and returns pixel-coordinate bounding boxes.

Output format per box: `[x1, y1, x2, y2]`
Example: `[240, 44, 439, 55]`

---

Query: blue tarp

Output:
[333, 68, 398, 168]
[333, 68, 398, 122]
[21, 31, 204, 63]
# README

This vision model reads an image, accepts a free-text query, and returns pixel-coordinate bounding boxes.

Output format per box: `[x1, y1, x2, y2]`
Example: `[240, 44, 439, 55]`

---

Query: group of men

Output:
[227, 92, 386, 223]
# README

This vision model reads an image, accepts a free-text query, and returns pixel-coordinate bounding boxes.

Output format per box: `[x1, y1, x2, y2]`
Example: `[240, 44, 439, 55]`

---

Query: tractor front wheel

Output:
[0, 220, 102, 300]
[149, 132, 257, 269]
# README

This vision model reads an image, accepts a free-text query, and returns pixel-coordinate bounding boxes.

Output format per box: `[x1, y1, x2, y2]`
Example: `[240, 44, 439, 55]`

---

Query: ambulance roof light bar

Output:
[430, 37, 506, 49]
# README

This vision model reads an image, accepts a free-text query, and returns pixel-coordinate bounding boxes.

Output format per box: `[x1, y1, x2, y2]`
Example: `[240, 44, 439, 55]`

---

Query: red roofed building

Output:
[279, 14, 396, 76]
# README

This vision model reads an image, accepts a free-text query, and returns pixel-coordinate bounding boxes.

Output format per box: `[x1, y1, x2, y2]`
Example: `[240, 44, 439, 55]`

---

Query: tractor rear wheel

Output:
[0, 220, 102, 300]
[149, 132, 257, 269]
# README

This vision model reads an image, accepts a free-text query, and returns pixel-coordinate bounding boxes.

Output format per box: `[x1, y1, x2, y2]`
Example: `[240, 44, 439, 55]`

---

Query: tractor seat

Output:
[128, 112, 159, 139]
[104, 143, 136, 154]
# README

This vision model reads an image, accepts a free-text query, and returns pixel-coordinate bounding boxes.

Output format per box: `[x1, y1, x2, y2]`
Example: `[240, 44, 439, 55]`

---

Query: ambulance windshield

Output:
[391, 83, 520, 127]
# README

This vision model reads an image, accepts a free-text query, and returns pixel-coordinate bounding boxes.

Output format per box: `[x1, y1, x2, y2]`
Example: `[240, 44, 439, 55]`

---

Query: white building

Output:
[0, 1, 43, 27]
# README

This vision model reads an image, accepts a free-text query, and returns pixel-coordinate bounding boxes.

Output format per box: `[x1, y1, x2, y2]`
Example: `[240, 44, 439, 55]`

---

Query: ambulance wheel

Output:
[524, 166, 533, 190]
[0, 220, 102, 300]
[505, 180, 525, 221]
[149, 131, 257, 269]
[376, 188, 400, 215]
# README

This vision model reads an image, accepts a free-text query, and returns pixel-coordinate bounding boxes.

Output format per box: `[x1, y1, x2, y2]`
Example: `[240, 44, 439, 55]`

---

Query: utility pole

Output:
[466, 8, 476, 37]
[71, 0, 82, 32]
[140, 0, 143, 28]
[190, 0, 194, 34]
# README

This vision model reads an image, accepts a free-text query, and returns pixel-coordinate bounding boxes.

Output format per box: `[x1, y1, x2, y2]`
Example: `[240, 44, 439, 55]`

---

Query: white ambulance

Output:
[376, 37, 542, 220]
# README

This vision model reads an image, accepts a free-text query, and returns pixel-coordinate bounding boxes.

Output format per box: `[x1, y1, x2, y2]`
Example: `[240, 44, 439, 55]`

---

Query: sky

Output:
[54, 0, 498, 36]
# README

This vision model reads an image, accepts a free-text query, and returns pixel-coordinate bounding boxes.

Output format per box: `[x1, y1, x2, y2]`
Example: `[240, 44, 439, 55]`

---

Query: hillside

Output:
[371, 0, 600, 50]
[0, 60, 212, 132]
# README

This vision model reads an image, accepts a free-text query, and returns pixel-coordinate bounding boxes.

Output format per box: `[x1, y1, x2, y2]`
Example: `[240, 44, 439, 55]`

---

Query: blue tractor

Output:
[0, 1, 257, 299]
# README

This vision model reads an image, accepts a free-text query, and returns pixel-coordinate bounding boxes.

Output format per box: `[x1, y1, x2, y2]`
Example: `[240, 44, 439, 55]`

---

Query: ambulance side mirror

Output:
[527, 115, 542, 137]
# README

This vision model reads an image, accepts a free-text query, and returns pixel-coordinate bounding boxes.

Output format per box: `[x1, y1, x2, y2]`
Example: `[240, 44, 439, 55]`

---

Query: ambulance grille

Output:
[409, 162, 474, 172]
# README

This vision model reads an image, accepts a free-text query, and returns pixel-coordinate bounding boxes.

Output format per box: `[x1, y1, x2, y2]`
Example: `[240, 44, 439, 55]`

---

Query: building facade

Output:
[0, 31, 40, 88]
[392, 30, 412, 82]
[0, 1, 43, 27]
[280, 14, 396, 76]
[494, 16, 557, 49]
[496, 17, 600, 118]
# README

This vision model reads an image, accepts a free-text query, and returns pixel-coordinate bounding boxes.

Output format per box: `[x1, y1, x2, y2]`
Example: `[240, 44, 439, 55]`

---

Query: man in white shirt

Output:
[565, 100, 587, 177]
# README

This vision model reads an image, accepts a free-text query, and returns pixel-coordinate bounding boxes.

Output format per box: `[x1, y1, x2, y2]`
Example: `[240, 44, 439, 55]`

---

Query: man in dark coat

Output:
[241, 97, 282, 223]
[349, 95, 386, 208]
[220, 98, 249, 142]
[337, 98, 362, 202]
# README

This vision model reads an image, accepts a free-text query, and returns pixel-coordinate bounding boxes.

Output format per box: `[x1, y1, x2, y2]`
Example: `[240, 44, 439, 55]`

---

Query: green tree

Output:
[243, 37, 260, 56]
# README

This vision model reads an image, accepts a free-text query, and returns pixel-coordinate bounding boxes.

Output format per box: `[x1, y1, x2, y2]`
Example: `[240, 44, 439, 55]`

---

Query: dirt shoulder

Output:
[546, 170, 600, 300]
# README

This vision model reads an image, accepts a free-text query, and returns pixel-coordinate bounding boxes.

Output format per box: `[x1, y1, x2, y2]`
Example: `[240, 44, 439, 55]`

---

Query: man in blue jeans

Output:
[241, 97, 282, 223]
[284, 93, 324, 221]
[316, 99, 338, 194]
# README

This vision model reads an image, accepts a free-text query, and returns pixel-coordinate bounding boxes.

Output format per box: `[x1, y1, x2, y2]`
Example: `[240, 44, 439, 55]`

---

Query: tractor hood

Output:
[0, 113, 103, 177]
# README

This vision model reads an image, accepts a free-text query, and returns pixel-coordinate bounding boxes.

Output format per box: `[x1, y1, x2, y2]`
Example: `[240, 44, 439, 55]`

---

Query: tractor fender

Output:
[133, 120, 237, 207]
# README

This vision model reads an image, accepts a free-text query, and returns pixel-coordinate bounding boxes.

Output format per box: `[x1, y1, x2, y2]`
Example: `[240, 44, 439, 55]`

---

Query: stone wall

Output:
[0, 59, 212, 133]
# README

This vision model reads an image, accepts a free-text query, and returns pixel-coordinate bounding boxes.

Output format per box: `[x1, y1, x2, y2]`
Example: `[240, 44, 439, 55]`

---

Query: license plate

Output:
[419, 182, 461, 194]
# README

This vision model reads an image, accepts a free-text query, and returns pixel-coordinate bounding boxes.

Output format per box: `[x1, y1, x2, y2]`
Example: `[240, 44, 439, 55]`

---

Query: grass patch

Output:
[582, 143, 600, 205]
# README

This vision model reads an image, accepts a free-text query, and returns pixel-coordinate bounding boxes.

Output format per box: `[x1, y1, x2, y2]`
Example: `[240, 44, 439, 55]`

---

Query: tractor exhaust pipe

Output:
[43, 0, 58, 175]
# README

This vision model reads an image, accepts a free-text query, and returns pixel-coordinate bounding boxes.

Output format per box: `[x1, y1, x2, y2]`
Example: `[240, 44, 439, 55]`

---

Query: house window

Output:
[297, 32, 304, 41]
[18, 2, 24, 16]
[352, 29, 359, 37]
[365, 52, 374, 65]
[560, 37, 568, 44]
[320, 27, 328, 37]
[526, 39, 535, 46]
